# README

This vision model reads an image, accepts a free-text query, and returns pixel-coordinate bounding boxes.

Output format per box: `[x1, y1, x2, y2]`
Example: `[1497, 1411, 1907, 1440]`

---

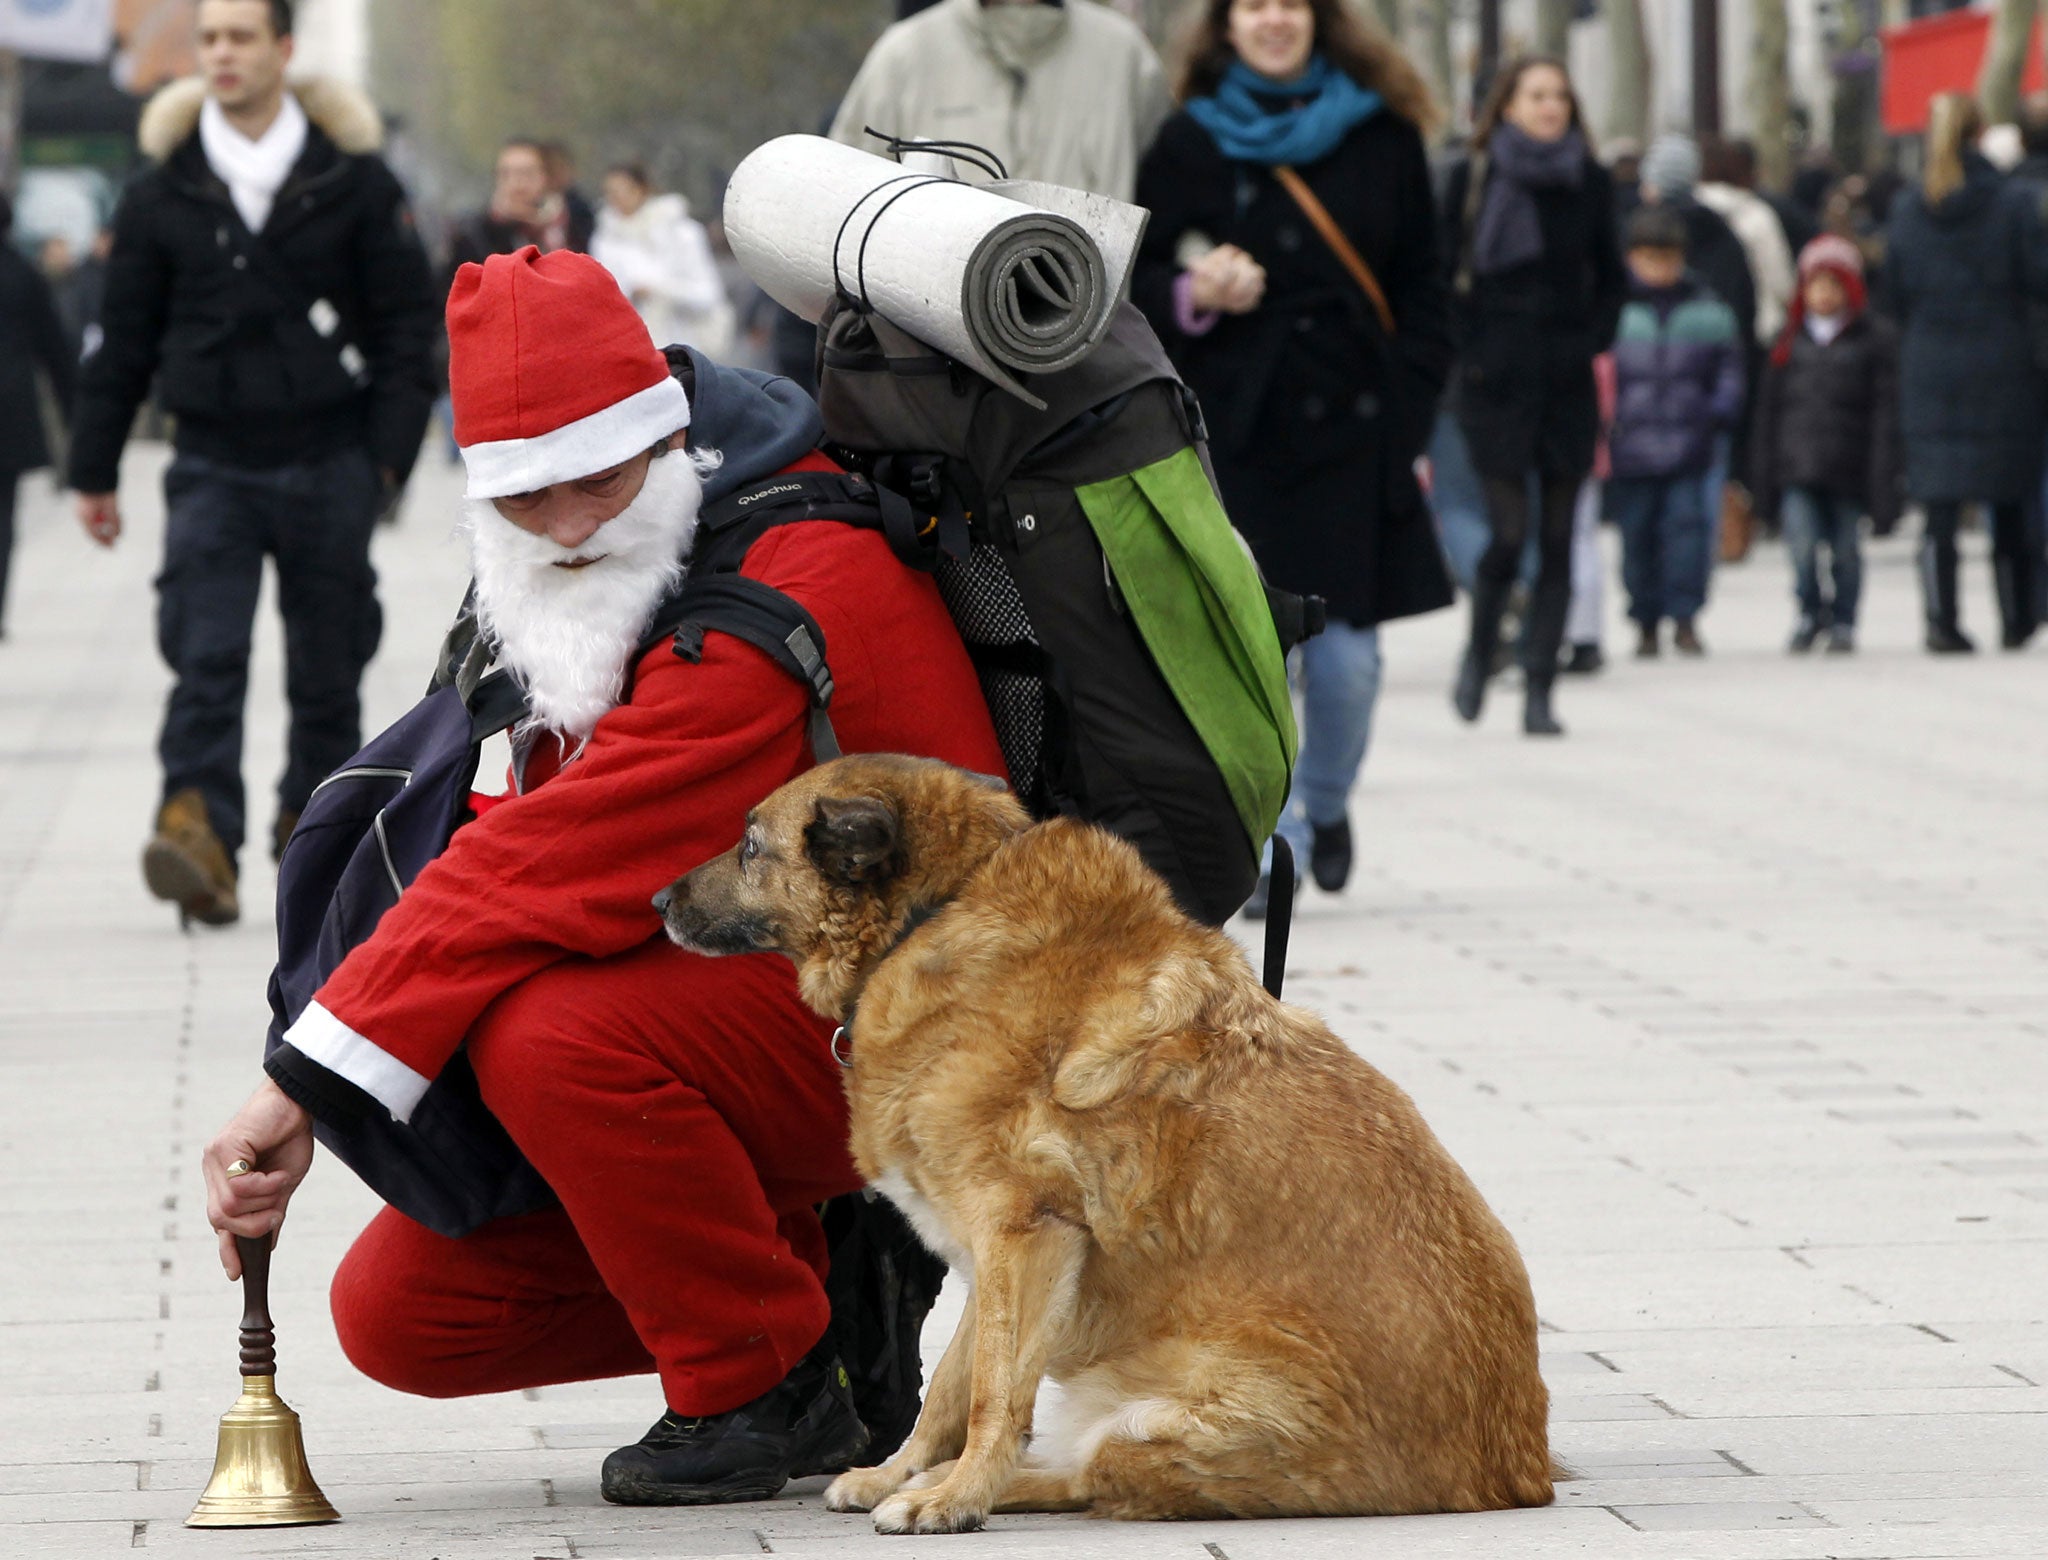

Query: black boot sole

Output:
[601, 1410, 869, 1507]
[601, 1466, 793, 1507]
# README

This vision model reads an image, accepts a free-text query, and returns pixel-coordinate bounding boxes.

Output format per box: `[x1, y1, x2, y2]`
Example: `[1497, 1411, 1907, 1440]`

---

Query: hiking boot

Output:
[1788, 619, 1820, 654]
[1825, 626, 1856, 655]
[1672, 620, 1706, 657]
[1240, 873, 1271, 922]
[271, 809, 300, 863]
[1309, 819, 1352, 893]
[600, 1350, 869, 1507]
[1634, 622, 1660, 659]
[141, 790, 239, 928]
[1560, 642, 1605, 676]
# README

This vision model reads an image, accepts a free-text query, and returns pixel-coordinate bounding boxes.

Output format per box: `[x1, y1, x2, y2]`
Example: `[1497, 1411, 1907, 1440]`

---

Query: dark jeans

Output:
[1780, 485, 1863, 629]
[0, 473, 16, 632]
[157, 448, 383, 859]
[1609, 473, 1712, 627]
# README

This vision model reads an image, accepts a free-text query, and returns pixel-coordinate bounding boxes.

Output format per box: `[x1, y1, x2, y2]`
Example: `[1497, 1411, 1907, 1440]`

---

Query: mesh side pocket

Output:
[936, 543, 1046, 807]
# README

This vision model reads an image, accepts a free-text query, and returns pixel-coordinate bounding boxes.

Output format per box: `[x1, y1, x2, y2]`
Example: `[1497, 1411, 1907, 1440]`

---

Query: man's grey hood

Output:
[675, 348, 824, 502]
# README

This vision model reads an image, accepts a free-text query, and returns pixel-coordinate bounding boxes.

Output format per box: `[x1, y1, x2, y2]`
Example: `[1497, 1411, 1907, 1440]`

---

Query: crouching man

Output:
[200, 247, 1005, 1503]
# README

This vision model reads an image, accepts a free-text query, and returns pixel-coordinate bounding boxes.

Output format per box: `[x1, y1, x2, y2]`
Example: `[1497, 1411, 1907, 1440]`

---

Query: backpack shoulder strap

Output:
[636, 470, 887, 763]
[449, 470, 881, 758]
[651, 574, 843, 762]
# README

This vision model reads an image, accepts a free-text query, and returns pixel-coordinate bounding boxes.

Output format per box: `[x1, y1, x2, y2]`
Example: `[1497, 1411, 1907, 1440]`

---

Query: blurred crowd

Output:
[5, 0, 2047, 915]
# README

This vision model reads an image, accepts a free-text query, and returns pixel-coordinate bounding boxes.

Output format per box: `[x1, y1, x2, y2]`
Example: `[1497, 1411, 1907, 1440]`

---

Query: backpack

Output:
[814, 296, 1317, 925]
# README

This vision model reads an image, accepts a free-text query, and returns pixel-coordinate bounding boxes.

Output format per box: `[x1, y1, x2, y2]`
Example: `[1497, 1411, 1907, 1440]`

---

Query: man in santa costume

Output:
[199, 247, 1005, 1504]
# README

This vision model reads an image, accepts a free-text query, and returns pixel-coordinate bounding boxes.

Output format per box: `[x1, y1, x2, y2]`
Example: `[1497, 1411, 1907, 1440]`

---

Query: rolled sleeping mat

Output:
[723, 135, 1146, 407]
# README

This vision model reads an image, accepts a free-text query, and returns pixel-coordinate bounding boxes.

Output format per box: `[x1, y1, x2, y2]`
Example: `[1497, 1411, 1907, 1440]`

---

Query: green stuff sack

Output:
[817, 298, 1315, 925]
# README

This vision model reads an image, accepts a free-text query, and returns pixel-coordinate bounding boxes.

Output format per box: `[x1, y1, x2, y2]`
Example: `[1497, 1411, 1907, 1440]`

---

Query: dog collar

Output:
[831, 899, 953, 1067]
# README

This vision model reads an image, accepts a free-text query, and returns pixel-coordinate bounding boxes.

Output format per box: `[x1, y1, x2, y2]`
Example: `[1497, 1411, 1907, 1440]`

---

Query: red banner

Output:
[1881, 8, 2047, 136]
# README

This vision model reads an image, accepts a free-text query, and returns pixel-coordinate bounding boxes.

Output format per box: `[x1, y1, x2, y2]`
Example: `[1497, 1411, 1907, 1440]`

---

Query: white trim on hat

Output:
[460, 376, 693, 500]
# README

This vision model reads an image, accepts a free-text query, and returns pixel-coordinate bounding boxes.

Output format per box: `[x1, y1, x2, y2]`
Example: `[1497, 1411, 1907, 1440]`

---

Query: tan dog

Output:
[657, 754, 1553, 1534]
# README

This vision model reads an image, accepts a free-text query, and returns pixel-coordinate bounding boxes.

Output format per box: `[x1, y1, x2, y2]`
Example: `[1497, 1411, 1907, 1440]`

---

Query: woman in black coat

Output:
[1441, 56, 1626, 735]
[1135, 0, 1453, 909]
[1887, 92, 2047, 652]
[0, 194, 77, 638]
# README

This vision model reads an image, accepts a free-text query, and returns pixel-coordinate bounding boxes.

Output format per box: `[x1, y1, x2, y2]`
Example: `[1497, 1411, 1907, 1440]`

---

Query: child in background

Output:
[1606, 205, 1746, 657]
[1748, 235, 1900, 653]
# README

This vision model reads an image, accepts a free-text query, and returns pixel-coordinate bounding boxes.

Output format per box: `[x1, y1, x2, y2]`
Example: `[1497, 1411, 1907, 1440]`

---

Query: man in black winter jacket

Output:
[69, 0, 438, 929]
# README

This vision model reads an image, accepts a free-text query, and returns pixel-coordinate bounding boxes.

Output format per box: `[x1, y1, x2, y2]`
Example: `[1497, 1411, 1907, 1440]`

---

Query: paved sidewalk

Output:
[2, 450, 2044, 1559]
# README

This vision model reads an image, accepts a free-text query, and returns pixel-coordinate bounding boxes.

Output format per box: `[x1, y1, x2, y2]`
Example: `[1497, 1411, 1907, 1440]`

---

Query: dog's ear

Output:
[805, 795, 900, 886]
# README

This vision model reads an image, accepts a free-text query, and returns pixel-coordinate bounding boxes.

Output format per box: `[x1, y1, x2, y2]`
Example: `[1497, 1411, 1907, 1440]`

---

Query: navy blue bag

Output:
[263, 673, 556, 1237]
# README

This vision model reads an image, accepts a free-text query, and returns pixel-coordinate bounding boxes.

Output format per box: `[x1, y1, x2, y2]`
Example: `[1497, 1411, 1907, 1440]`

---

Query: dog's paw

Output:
[901, 1459, 958, 1492]
[873, 1481, 989, 1535]
[825, 1463, 909, 1514]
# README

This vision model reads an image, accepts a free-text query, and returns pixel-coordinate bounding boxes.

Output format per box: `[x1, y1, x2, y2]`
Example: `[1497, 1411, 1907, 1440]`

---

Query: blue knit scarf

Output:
[1185, 55, 1383, 166]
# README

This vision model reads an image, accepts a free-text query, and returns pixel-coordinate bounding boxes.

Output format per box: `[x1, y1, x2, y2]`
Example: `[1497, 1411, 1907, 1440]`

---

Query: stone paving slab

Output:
[3, 454, 2046, 1557]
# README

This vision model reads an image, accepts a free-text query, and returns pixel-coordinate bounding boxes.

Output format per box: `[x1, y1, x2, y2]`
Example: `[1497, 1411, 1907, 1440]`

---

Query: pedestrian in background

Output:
[539, 141, 598, 254]
[830, 0, 1173, 201]
[1697, 135, 1796, 349]
[0, 193, 77, 641]
[1999, 91, 2048, 630]
[1638, 133, 1758, 555]
[1749, 235, 1899, 654]
[448, 137, 577, 273]
[1605, 204, 1744, 658]
[67, 0, 438, 927]
[1135, 0, 1452, 914]
[1442, 54, 1625, 737]
[438, 136, 583, 461]
[1888, 91, 2046, 653]
[1560, 349, 1617, 674]
[50, 227, 113, 364]
[592, 164, 735, 358]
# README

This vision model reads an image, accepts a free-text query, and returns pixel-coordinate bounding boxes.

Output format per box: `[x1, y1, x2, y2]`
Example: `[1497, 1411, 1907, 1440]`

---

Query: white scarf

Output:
[200, 91, 309, 234]
[462, 448, 712, 748]
[1805, 311, 1848, 347]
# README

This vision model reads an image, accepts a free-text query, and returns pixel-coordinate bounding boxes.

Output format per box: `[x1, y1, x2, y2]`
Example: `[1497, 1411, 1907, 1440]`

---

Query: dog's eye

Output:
[739, 834, 759, 866]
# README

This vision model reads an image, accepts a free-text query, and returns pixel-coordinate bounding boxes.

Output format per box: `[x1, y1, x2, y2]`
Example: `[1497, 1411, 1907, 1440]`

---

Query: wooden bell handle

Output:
[226, 1161, 277, 1377]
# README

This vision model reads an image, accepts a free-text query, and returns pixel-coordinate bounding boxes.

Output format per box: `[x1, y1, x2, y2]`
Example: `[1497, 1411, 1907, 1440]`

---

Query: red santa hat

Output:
[448, 245, 692, 500]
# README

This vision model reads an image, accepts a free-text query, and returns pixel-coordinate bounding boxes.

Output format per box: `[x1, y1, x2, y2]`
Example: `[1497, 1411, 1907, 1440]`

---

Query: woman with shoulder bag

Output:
[1442, 56, 1626, 735]
[1135, 0, 1454, 914]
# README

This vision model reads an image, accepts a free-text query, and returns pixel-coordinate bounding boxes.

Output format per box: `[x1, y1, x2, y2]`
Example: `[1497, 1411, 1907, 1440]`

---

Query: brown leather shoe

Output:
[142, 789, 239, 927]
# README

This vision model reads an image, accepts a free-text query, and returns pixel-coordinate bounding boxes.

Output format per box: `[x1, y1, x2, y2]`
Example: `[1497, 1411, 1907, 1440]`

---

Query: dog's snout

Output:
[652, 884, 675, 916]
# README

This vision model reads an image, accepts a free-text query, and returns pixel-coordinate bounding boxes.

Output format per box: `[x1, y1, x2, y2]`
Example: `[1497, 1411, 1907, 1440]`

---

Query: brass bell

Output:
[187, 1170, 339, 1527]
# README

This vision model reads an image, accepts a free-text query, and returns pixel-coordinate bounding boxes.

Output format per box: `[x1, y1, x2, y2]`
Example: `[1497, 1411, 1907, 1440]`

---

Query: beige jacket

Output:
[1697, 181, 1795, 347]
[829, 0, 1171, 202]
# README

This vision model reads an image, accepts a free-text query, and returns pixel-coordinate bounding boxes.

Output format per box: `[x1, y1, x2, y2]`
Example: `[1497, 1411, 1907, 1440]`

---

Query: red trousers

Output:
[329, 939, 862, 1415]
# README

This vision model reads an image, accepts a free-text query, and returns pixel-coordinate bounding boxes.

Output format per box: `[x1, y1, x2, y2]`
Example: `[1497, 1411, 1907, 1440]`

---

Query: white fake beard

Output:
[463, 447, 715, 744]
